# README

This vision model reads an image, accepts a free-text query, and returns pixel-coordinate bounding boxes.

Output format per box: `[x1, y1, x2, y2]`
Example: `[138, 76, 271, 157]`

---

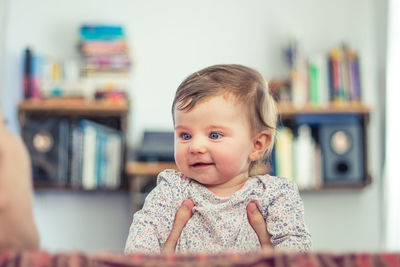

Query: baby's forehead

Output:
[180, 91, 243, 108]
[175, 94, 251, 126]
[173, 91, 251, 126]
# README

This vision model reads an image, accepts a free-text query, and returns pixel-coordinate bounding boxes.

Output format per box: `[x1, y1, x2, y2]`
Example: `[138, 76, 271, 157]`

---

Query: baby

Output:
[125, 64, 311, 254]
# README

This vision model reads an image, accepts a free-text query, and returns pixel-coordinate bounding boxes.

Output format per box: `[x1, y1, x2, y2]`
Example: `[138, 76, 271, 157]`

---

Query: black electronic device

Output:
[136, 131, 174, 162]
[319, 122, 364, 184]
[21, 117, 70, 185]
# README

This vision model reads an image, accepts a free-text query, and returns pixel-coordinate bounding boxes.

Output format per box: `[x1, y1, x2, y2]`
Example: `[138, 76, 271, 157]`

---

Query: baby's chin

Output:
[181, 172, 215, 185]
[188, 175, 231, 187]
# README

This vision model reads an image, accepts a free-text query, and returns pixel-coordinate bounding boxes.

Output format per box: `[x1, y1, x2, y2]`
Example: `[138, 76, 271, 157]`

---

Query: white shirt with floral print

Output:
[125, 169, 311, 254]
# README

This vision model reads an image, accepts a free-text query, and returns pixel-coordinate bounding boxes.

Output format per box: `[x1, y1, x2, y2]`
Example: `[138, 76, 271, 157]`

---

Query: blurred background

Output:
[1, 0, 398, 253]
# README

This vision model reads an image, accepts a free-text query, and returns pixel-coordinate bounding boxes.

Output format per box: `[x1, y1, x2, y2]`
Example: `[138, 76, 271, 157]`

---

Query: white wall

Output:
[33, 191, 131, 252]
[385, 0, 400, 250]
[0, 0, 8, 104]
[2, 0, 386, 252]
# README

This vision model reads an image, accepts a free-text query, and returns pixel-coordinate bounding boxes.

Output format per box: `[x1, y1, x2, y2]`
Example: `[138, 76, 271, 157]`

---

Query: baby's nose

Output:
[189, 137, 207, 153]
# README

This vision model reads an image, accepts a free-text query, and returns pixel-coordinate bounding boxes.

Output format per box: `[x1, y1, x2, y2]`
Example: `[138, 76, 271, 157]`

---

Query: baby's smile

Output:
[190, 162, 215, 168]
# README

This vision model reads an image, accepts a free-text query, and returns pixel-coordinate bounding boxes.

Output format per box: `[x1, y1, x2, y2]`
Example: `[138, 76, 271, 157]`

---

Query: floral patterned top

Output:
[125, 169, 311, 254]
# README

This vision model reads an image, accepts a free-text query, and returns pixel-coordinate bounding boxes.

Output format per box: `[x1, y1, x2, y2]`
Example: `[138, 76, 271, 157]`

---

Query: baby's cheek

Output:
[174, 150, 187, 171]
[217, 152, 245, 173]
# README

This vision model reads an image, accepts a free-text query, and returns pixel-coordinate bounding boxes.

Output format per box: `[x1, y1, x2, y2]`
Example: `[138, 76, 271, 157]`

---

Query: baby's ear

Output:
[249, 131, 272, 161]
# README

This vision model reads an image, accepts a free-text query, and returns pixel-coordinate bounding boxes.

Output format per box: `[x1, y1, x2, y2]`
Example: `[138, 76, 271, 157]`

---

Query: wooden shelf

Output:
[16, 100, 367, 117]
[125, 161, 178, 176]
[18, 98, 129, 191]
[18, 98, 129, 116]
[125, 161, 178, 212]
[277, 103, 372, 116]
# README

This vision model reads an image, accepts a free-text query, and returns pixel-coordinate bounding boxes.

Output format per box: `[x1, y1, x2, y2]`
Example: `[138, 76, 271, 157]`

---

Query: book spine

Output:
[81, 123, 97, 190]
[23, 48, 32, 99]
[319, 55, 330, 106]
[293, 124, 314, 189]
[329, 48, 342, 103]
[70, 124, 83, 189]
[328, 57, 334, 102]
[275, 127, 294, 179]
[308, 61, 319, 105]
[350, 54, 361, 102]
[57, 119, 70, 185]
[341, 46, 351, 102]
[31, 55, 43, 99]
[96, 133, 107, 188]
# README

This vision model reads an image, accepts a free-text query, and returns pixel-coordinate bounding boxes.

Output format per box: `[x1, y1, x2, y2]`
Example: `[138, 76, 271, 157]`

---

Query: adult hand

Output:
[161, 199, 194, 253]
[161, 199, 272, 253]
[247, 201, 272, 248]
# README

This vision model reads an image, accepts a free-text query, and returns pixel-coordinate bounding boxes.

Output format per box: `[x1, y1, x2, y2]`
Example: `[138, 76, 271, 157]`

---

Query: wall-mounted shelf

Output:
[18, 98, 129, 191]
[125, 161, 178, 176]
[19, 98, 129, 124]
[125, 161, 178, 211]
[274, 103, 372, 190]
[277, 103, 371, 116]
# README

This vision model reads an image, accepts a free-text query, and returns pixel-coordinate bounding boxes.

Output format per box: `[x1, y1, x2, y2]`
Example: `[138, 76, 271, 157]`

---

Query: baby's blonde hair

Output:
[172, 64, 277, 176]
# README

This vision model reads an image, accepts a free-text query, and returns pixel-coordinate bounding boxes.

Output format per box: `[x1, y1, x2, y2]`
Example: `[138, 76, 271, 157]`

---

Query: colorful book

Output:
[274, 127, 294, 180]
[70, 124, 83, 188]
[79, 119, 123, 190]
[81, 121, 97, 190]
[293, 124, 314, 190]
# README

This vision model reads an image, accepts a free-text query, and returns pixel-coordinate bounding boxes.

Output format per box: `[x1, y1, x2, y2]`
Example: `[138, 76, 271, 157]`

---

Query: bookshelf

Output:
[271, 40, 370, 189]
[18, 97, 371, 204]
[274, 103, 371, 191]
[18, 98, 129, 191]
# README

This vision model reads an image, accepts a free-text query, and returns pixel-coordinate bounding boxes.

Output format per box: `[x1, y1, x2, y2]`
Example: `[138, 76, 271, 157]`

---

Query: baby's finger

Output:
[161, 199, 194, 253]
[247, 201, 272, 248]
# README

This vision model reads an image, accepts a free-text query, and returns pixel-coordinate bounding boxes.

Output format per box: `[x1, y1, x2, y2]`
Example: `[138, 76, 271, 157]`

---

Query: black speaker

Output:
[22, 117, 70, 185]
[319, 122, 364, 184]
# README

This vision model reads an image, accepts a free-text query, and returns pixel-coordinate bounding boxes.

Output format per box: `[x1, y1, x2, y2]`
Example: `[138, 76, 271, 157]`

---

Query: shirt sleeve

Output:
[124, 170, 181, 254]
[262, 177, 312, 252]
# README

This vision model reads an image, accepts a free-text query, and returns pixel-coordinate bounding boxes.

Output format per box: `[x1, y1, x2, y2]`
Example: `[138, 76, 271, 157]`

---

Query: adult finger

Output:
[247, 201, 272, 248]
[161, 199, 194, 253]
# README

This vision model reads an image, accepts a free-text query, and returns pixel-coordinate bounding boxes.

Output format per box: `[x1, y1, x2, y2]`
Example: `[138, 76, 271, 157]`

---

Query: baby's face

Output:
[173, 95, 254, 192]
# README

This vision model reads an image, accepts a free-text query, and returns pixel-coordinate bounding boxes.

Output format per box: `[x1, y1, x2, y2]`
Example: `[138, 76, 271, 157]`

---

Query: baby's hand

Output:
[247, 202, 272, 249]
[161, 199, 194, 254]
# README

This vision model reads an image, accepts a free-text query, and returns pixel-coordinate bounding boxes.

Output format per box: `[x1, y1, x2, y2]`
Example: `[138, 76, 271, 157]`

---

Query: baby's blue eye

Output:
[209, 132, 222, 140]
[181, 133, 192, 140]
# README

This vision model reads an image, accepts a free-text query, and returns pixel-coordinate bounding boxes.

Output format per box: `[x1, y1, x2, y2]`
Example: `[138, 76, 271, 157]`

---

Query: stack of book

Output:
[70, 119, 123, 190]
[23, 48, 41, 99]
[22, 116, 124, 189]
[272, 125, 322, 190]
[78, 24, 131, 100]
[79, 24, 131, 74]
[327, 45, 361, 104]
[280, 42, 362, 107]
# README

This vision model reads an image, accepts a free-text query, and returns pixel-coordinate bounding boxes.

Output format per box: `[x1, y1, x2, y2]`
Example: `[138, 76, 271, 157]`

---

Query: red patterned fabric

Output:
[1, 249, 400, 267]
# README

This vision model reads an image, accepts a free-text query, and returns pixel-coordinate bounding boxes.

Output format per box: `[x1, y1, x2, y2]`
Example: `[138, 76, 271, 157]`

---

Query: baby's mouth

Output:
[190, 162, 214, 167]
